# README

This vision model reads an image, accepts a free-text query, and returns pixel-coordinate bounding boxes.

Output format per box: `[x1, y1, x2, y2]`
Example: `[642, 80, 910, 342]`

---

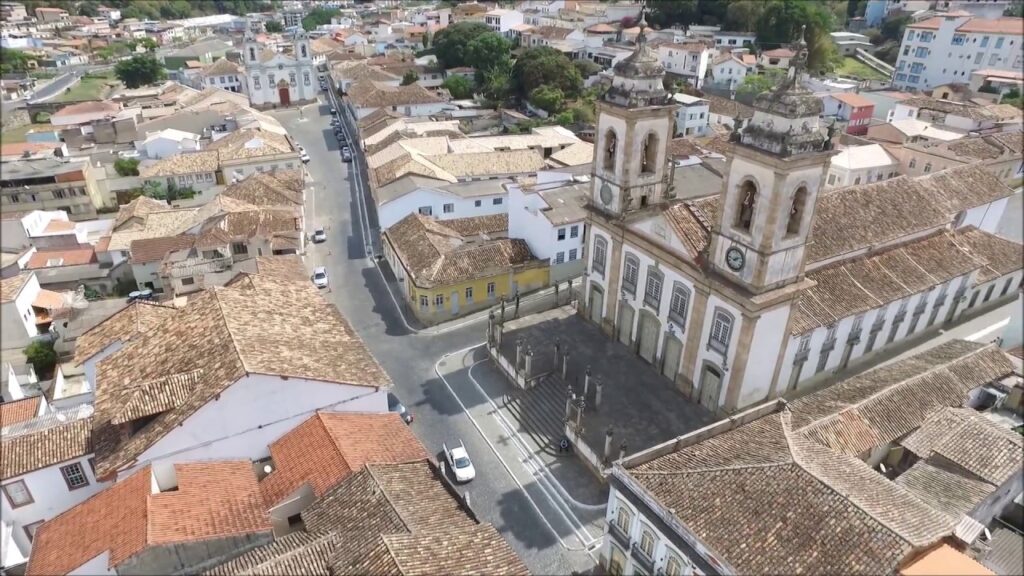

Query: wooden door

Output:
[617, 301, 634, 346]
[589, 285, 603, 325]
[661, 334, 682, 381]
[278, 82, 290, 106]
[699, 365, 722, 411]
[637, 311, 659, 364]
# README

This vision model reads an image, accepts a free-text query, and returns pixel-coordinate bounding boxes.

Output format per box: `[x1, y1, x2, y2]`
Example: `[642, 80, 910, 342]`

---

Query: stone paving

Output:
[496, 305, 717, 464]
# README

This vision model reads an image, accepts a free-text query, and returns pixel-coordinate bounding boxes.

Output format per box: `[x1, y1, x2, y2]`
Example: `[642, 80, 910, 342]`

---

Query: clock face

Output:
[725, 247, 745, 271]
[599, 182, 613, 206]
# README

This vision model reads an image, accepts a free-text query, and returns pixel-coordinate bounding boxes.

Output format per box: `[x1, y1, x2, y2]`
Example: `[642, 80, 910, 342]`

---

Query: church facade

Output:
[582, 26, 1022, 415]
[242, 31, 318, 110]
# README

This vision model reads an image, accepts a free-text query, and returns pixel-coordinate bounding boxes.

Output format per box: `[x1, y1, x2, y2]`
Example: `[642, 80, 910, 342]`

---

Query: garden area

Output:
[53, 70, 120, 103]
[0, 123, 55, 144]
[835, 57, 889, 82]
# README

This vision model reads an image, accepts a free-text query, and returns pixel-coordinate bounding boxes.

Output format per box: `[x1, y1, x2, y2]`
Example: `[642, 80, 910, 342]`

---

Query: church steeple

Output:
[709, 26, 837, 294]
[590, 5, 678, 216]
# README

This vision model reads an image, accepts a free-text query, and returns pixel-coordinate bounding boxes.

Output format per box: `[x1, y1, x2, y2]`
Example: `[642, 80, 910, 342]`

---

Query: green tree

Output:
[0, 47, 31, 74]
[528, 85, 564, 114]
[482, 59, 513, 104]
[512, 47, 582, 100]
[142, 180, 167, 200]
[737, 69, 785, 96]
[442, 75, 473, 99]
[115, 54, 166, 88]
[24, 340, 57, 378]
[572, 59, 602, 79]
[264, 19, 284, 33]
[401, 69, 419, 85]
[301, 7, 339, 31]
[880, 15, 911, 42]
[873, 41, 900, 65]
[77, 0, 100, 16]
[726, 0, 766, 33]
[114, 158, 140, 176]
[422, 27, 432, 49]
[465, 32, 511, 78]
[433, 21, 491, 68]
[755, 0, 838, 73]
[128, 37, 158, 53]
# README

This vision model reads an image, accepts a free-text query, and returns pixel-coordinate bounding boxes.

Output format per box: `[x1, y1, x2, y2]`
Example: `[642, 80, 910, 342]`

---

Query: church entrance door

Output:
[699, 364, 722, 411]
[588, 284, 603, 325]
[617, 301, 634, 346]
[277, 79, 291, 106]
[661, 333, 682, 381]
[636, 310, 659, 365]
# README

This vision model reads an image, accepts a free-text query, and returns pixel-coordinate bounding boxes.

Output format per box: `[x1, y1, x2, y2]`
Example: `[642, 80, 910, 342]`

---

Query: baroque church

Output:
[582, 21, 1022, 414]
[242, 30, 318, 110]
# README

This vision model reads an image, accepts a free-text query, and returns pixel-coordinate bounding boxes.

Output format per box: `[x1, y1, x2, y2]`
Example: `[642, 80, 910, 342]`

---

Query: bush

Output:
[528, 85, 565, 114]
[24, 340, 57, 378]
[114, 157, 140, 176]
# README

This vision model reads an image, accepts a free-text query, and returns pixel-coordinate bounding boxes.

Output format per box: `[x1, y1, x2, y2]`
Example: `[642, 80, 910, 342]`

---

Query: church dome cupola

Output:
[738, 26, 833, 157]
[605, 11, 668, 108]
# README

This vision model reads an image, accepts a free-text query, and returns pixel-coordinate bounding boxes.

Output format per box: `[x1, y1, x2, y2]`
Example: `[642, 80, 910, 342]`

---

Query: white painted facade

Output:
[0, 273, 41, 350]
[709, 57, 750, 87]
[893, 14, 1023, 90]
[243, 32, 318, 108]
[203, 71, 245, 94]
[825, 144, 901, 188]
[484, 9, 525, 37]
[713, 31, 755, 48]
[137, 129, 201, 160]
[350, 100, 452, 120]
[377, 185, 507, 230]
[673, 93, 709, 137]
[602, 486, 702, 576]
[889, 101, 996, 132]
[506, 181, 585, 273]
[117, 374, 387, 480]
[657, 43, 711, 89]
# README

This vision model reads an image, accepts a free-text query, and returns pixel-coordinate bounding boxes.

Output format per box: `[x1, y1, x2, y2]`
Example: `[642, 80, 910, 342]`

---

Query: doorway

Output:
[661, 333, 682, 381]
[699, 364, 722, 411]
[588, 284, 604, 325]
[277, 79, 291, 106]
[636, 310, 660, 365]
[617, 301, 634, 346]
[450, 291, 459, 314]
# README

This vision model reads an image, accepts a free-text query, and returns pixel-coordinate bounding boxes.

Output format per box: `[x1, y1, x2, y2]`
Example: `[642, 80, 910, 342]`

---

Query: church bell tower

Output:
[708, 28, 838, 294]
[591, 12, 677, 216]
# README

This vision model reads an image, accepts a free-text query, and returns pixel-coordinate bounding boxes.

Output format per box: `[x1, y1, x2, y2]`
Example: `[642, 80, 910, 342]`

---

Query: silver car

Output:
[312, 266, 329, 288]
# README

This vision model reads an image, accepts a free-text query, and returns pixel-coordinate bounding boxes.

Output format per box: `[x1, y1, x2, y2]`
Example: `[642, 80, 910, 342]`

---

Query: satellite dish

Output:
[263, 464, 273, 474]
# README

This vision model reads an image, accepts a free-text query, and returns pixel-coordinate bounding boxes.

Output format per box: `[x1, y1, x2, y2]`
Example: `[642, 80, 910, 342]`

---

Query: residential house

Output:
[0, 271, 67, 351]
[890, 96, 1004, 132]
[331, 60, 402, 93]
[672, 93, 709, 137]
[825, 143, 901, 188]
[704, 92, 753, 130]
[211, 127, 301, 181]
[830, 31, 874, 56]
[887, 131, 1023, 184]
[1, 2, 28, 21]
[84, 271, 392, 483]
[712, 30, 755, 48]
[507, 175, 589, 283]
[602, 340, 1018, 576]
[708, 52, 755, 88]
[162, 38, 233, 71]
[207, 460, 529, 576]
[866, 117, 966, 144]
[193, 57, 246, 94]
[758, 47, 795, 69]
[48, 101, 122, 129]
[821, 92, 876, 135]
[0, 159, 100, 220]
[485, 9, 525, 38]
[383, 213, 548, 324]
[139, 150, 221, 193]
[658, 41, 712, 89]
[34, 6, 68, 23]
[135, 128, 201, 160]
[0, 142, 67, 162]
[893, 14, 1023, 90]
[25, 460, 273, 575]
[969, 68, 1024, 98]
[345, 79, 452, 119]
[1, 402, 103, 573]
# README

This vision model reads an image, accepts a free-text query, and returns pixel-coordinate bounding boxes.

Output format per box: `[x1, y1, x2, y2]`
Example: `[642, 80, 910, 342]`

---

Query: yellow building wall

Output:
[408, 265, 550, 323]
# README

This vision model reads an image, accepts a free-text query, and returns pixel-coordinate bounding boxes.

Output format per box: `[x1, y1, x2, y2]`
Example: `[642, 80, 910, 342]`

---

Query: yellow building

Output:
[382, 213, 549, 325]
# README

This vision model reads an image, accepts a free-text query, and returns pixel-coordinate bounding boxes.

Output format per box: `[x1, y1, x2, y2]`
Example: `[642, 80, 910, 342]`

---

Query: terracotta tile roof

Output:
[1, 416, 93, 479]
[0, 397, 41, 428]
[907, 16, 944, 30]
[331, 60, 400, 84]
[148, 461, 272, 545]
[956, 16, 1023, 34]
[26, 463, 150, 576]
[989, 130, 1023, 154]
[830, 91, 874, 108]
[113, 195, 169, 230]
[789, 341, 1013, 456]
[0, 142, 63, 158]
[346, 80, 444, 108]
[762, 47, 795, 58]
[901, 97, 998, 122]
[425, 149, 546, 178]
[0, 271, 32, 303]
[28, 460, 272, 576]
[260, 412, 429, 507]
[663, 201, 713, 258]
[110, 370, 201, 424]
[202, 57, 242, 76]
[92, 278, 391, 477]
[627, 409, 952, 575]
[704, 93, 754, 119]
[51, 100, 120, 118]
[73, 301, 177, 365]
[950, 227, 1023, 283]
[384, 213, 536, 289]
[945, 136, 1005, 160]
[791, 231, 985, 334]
[221, 170, 304, 207]
[901, 407, 1023, 485]
[226, 255, 309, 286]
[208, 128, 294, 161]
[139, 149, 220, 177]
[894, 460, 994, 520]
[211, 460, 528, 576]
[129, 234, 197, 263]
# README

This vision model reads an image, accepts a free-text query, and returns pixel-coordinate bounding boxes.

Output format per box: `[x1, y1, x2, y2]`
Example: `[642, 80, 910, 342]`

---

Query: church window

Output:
[643, 266, 663, 311]
[640, 132, 658, 174]
[669, 282, 690, 327]
[786, 186, 807, 237]
[253, 74, 261, 89]
[909, 158, 917, 168]
[923, 162, 932, 173]
[301, 43, 307, 58]
[734, 180, 757, 233]
[249, 46, 256, 61]
[592, 236, 607, 277]
[709, 308, 733, 353]
[603, 129, 617, 173]
[623, 253, 639, 295]
[304, 71, 310, 85]
[854, 176, 861, 185]
[268, 73, 276, 85]
[289, 72, 296, 86]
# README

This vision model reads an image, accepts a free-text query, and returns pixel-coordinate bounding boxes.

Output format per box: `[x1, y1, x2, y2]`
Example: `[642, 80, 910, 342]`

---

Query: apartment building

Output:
[0, 160, 99, 221]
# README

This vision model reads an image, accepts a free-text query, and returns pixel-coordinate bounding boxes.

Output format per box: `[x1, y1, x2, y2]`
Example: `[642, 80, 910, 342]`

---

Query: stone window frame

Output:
[733, 177, 759, 234]
[668, 281, 690, 328]
[602, 128, 618, 174]
[592, 236, 607, 277]
[1, 480, 33, 508]
[622, 252, 640, 296]
[708, 307, 734, 354]
[643, 265, 663, 312]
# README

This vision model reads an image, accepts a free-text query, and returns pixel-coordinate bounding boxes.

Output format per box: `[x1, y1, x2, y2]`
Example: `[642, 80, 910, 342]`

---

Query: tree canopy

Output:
[264, 19, 284, 33]
[114, 158, 140, 176]
[529, 85, 565, 114]
[128, 37, 158, 53]
[0, 47, 31, 74]
[442, 75, 473, 99]
[114, 54, 167, 89]
[433, 22, 492, 69]
[301, 7, 339, 31]
[401, 69, 419, 86]
[465, 32, 512, 81]
[511, 47, 582, 100]
[737, 68, 785, 96]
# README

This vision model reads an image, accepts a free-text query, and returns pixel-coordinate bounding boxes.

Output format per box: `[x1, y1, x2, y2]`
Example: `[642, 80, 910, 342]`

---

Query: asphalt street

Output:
[271, 93, 596, 575]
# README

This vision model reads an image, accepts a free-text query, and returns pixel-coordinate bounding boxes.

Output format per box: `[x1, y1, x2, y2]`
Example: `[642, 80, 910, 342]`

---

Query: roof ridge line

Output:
[236, 531, 337, 575]
[632, 460, 793, 476]
[210, 288, 250, 374]
[840, 265, 883, 309]
[365, 464, 414, 534]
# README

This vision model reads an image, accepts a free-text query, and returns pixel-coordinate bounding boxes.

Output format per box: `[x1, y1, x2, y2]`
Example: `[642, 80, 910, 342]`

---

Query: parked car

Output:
[341, 148, 352, 162]
[341, 145, 351, 154]
[312, 228, 327, 243]
[443, 440, 475, 482]
[312, 266, 329, 289]
[300, 152, 311, 163]
[387, 392, 413, 424]
[329, 107, 336, 115]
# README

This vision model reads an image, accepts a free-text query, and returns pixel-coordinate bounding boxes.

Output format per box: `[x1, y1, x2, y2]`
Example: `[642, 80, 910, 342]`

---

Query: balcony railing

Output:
[848, 328, 862, 344]
[608, 521, 630, 548]
[795, 347, 810, 363]
[821, 338, 837, 353]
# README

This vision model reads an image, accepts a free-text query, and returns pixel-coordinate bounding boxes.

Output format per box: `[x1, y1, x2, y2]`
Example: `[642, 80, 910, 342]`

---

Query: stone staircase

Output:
[502, 373, 573, 456]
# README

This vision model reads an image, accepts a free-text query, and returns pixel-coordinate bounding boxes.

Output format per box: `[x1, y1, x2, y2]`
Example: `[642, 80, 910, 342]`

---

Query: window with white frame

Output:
[638, 526, 656, 558]
[60, 462, 89, 490]
[568, 248, 578, 261]
[570, 225, 579, 238]
[465, 286, 473, 301]
[709, 308, 733, 353]
[487, 282, 496, 298]
[419, 295, 428, 309]
[623, 253, 639, 295]
[2, 480, 32, 507]
[434, 294, 444, 308]
[443, 203, 454, 213]
[644, 266, 663, 311]
[592, 236, 607, 276]
[665, 553, 688, 576]
[614, 505, 633, 533]
[669, 282, 689, 326]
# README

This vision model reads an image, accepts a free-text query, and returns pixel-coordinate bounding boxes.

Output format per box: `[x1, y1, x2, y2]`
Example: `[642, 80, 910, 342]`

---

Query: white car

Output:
[312, 266, 329, 289]
[443, 440, 475, 483]
[300, 152, 311, 163]
[312, 228, 326, 243]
